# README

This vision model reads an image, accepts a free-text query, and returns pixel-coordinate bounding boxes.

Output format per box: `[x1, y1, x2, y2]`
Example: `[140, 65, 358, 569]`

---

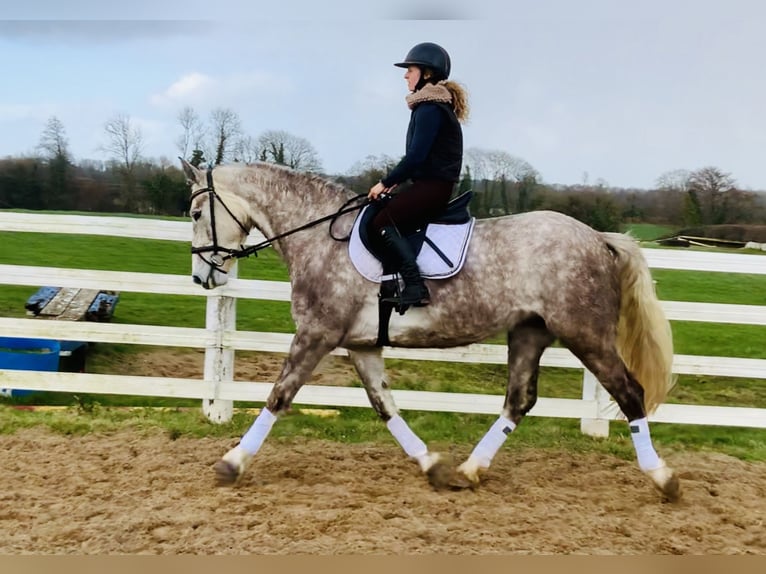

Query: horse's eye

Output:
[191, 210, 202, 222]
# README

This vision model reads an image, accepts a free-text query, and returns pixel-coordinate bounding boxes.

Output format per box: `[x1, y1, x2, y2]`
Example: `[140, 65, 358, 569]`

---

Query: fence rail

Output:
[1, 212, 765, 434]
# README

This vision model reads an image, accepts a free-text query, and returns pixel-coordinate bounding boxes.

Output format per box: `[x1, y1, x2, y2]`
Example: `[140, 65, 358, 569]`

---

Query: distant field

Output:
[622, 222, 677, 240]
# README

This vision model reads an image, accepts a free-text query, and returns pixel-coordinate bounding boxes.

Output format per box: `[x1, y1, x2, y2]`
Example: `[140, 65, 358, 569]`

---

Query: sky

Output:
[1, 0, 765, 190]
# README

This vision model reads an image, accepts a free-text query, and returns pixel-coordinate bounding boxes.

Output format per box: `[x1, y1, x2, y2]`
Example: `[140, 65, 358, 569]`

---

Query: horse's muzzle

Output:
[192, 274, 215, 289]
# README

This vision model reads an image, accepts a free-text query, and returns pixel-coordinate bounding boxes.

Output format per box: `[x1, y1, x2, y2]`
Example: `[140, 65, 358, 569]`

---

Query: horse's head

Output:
[181, 159, 250, 289]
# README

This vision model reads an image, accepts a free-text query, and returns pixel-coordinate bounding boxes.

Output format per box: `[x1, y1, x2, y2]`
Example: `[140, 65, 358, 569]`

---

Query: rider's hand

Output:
[368, 181, 395, 200]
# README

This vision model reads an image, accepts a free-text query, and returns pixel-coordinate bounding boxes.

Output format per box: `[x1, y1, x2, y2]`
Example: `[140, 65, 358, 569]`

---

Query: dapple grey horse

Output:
[182, 160, 680, 501]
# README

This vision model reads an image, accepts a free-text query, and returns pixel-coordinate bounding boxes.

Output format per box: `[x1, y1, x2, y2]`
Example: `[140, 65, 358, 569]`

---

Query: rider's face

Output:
[405, 66, 421, 92]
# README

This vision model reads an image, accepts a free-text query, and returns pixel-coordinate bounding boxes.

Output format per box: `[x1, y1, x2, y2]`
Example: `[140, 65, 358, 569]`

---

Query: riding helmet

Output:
[394, 42, 451, 80]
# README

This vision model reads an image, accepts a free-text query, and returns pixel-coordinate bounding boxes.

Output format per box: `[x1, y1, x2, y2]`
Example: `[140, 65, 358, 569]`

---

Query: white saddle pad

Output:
[348, 206, 475, 283]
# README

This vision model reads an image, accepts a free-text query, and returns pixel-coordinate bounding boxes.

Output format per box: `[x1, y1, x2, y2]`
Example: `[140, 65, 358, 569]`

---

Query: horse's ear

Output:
[179, 157, 202, 185]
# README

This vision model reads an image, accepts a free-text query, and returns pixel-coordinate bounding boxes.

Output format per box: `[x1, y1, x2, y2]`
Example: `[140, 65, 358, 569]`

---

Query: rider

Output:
[368, 42, 469, 307]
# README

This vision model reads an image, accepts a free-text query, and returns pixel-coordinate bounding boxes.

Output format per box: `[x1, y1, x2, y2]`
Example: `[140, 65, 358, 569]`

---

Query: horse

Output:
[181, 159, 681, 502]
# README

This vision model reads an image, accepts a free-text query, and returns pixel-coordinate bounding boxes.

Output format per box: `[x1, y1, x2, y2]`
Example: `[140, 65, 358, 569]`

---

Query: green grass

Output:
[623, 222, 678, 240]
[653, 269, 766, 306]
[1, 217, 765, 462]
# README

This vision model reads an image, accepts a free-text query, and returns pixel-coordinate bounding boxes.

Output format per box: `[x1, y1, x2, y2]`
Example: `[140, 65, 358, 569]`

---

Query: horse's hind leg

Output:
[566, 338, 681, 501]
[458, 318, 555, 485]
[214, 328, 337, 486]
[347, 348, 443, 480]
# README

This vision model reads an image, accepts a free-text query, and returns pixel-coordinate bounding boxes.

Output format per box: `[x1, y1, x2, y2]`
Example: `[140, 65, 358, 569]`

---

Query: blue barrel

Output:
[0, 337, 60, 397]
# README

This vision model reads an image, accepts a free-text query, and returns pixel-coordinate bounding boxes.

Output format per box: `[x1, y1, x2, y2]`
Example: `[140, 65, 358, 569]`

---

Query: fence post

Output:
[202, 262, 237, 423]
[580, 369, 610, 437]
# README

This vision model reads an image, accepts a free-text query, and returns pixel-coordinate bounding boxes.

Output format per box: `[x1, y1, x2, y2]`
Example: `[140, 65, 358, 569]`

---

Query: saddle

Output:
[348, 190, 475, 283]
[348, 191, 475, 343]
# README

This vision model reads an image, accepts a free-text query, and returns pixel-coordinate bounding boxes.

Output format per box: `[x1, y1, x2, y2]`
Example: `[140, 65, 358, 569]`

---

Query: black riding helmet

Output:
[394, 42, 451, 81]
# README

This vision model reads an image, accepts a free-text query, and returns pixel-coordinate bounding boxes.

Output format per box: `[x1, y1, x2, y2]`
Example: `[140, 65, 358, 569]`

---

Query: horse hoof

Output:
[646, 461, 682, 502]
[426, 457, 455, 489]
[213, 459, 240, 486]
[659, 472, 682, 502]
[447, 471, 477, 490]
[455, 455, 484, 488]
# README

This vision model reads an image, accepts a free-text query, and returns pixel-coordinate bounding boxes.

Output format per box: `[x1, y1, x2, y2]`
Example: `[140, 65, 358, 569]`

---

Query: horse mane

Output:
[235, 162, 358, 202]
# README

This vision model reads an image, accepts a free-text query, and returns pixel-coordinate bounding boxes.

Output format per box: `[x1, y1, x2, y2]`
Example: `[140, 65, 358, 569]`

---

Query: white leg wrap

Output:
[387, 415, 428, 459]
[221, 444, 252, 474]
[470, 416, 516, 468]
[629, 417, 662, 471]
[238, 407, 277, 455]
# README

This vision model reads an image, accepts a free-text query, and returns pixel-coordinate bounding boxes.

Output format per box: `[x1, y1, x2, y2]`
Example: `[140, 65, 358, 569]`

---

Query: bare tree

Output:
[176, 106, 205, 161]
[232, 135, 261, 164]
[209, 108, 242, 165]
[102, 113, 144, 211]
[688, 166, 738, 225]
[464, 147, 539, 216]
[465, 147, 538, 182]
[344, 153, 398, 193]
[346, 153, 397, 176]
[256, 129, 323, 172]
[649, 168, 692, 225]
[38, 116, 70, 162]
[655, 169, 691, 193]
[103, 113, 144, 173]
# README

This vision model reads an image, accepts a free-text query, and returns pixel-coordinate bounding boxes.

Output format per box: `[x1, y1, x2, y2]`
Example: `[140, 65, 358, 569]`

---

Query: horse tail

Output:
[602, 232, 675, 414]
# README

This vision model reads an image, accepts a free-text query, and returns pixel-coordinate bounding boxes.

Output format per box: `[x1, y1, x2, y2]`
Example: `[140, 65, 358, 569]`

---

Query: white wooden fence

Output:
[1, 212, 765, 436]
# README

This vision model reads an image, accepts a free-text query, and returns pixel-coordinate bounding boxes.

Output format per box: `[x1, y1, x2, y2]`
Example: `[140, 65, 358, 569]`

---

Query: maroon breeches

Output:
[370, 179, 455, 235]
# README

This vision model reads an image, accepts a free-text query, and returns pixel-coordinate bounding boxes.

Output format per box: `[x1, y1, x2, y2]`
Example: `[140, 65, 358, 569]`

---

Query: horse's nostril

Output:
[192, 275, 202, 285]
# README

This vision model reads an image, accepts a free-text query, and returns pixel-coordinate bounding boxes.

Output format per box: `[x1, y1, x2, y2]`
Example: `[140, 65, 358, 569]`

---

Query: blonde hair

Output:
[420, 68, 470, 123]
[443, 80, 470, 123]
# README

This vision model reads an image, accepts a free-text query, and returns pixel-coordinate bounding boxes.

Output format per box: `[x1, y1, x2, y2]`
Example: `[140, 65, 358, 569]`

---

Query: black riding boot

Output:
[378, 226, 430, 307]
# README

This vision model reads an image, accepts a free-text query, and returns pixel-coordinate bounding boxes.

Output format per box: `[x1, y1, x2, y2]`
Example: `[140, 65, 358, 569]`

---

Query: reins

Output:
[233, 193, 370, 259]
[190, 167, 371, 270]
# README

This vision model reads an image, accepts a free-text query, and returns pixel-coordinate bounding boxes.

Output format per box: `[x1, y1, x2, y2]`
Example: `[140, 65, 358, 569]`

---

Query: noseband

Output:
[190, 168, 250, 274]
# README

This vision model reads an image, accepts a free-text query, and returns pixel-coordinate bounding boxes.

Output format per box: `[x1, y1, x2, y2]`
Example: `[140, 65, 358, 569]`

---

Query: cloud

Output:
[149, 70, 292, 110]
[150, 73, 214, 107]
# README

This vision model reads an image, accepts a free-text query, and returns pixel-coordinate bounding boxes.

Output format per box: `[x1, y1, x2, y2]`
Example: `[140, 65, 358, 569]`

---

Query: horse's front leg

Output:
[214, 328, 337, 486]
[347, 348, 446, 484]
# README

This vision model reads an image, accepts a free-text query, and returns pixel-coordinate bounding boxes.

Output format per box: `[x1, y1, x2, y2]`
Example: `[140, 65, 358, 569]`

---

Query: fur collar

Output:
[406, 81, 453, 110]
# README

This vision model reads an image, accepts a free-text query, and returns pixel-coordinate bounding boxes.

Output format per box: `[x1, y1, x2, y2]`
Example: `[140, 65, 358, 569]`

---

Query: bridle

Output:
[190, 168, 251, 273]
[190, 167, 371, 274]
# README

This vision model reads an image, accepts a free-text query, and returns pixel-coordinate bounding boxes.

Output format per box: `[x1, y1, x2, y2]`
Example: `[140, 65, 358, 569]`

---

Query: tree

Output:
[232, 135, 261, 164]
[337, 153, 397, 194]
[209, 108, 242, 165]
[38, 116, 70, 162]
[176, 106, 206, 162]
[103, 114, 144, 173]
[102, 113, 144, 211]
[143, 167, 189, 215]
[37, 116, 73, 209]
[687, 166, 737, 225]
[458, 164, 472, 194]
[545, 189, 622, 232]
[0, 158, 45, 209]
[189, 149, 206, 167]
[515, 173, 540, 213]
[655, 169, 691, 194]
[256, 130, 323, 172]
[463, 148, 539, 216]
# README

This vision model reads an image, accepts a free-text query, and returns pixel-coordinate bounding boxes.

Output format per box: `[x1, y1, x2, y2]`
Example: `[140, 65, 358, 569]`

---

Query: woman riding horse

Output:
[367, 42, 470, 308]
